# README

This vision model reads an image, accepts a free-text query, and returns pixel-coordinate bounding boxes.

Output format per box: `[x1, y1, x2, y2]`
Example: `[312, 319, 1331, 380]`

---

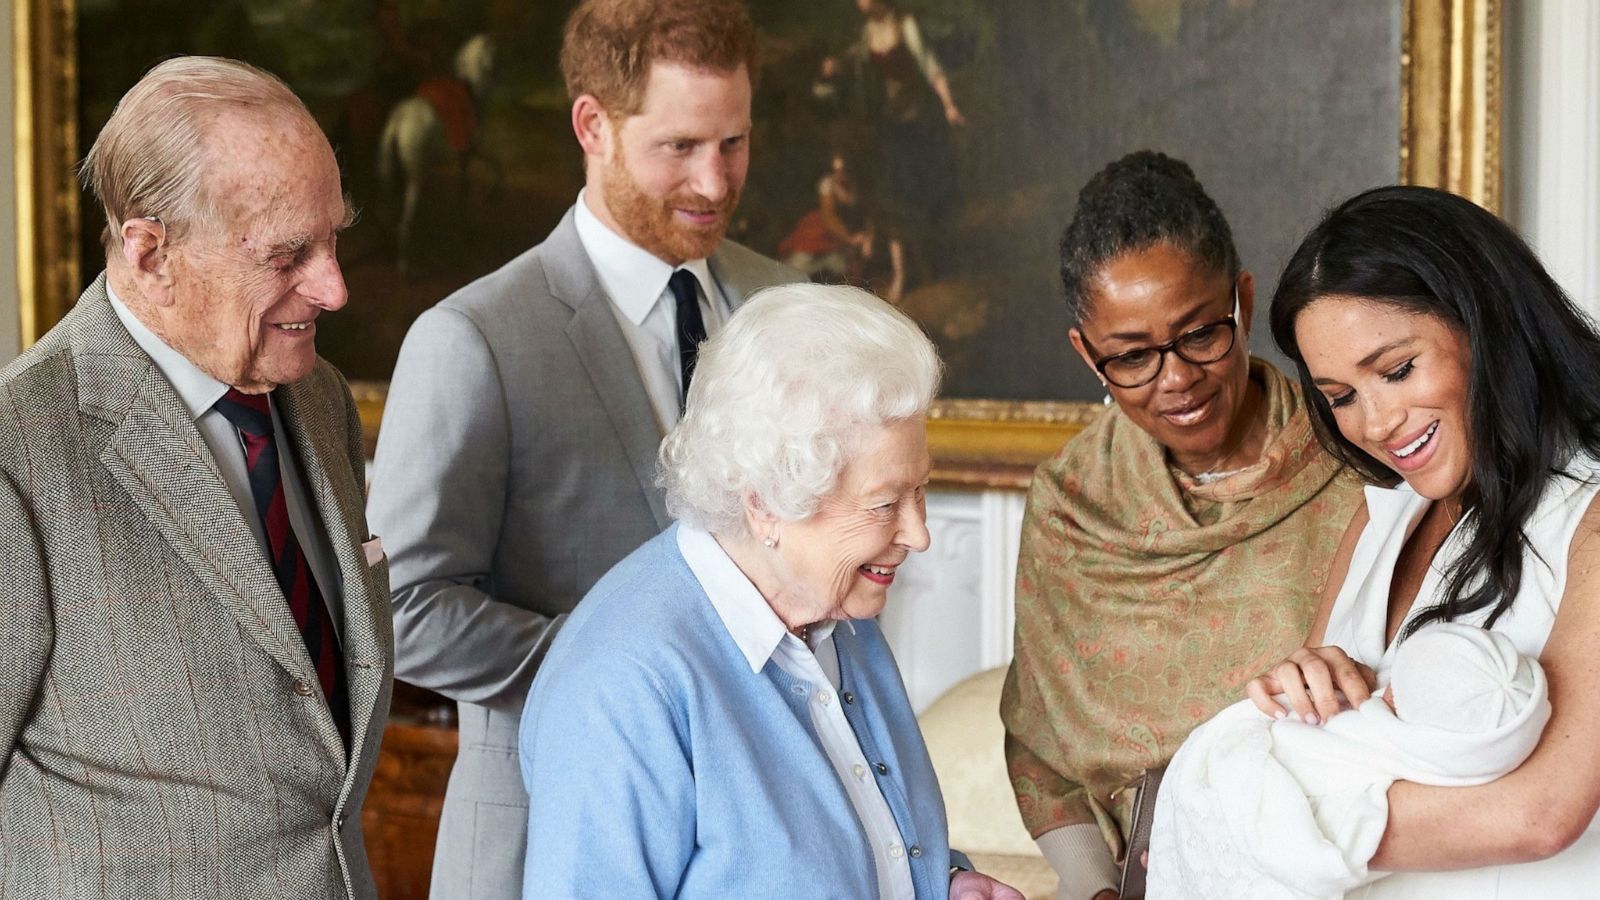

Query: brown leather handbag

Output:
[1115, 765, 1167, 899]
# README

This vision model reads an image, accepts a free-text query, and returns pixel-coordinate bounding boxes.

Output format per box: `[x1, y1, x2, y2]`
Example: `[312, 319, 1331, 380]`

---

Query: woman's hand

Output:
[949, 870, 1025, 900]
[1245, 645, 1375, 725]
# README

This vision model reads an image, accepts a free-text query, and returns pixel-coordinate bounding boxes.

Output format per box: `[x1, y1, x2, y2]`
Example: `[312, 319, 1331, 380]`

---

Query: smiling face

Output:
[160, 111, 350, 393]
[764, 418, 932, 626]
[1069, 242, 1260, 474]
[1294, 296, 1473, 501]
[590, 61, 751, 265]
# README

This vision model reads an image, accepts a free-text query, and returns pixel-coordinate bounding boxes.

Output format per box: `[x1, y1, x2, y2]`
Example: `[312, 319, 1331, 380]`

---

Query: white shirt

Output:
[106, 284, 342, 641]
[573, 190, 729, 433]
[677, 525, 915, 900]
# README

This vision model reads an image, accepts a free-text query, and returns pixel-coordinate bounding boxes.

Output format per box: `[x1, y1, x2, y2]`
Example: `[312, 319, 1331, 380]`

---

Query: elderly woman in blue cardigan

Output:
[518, 284, 1022, 900]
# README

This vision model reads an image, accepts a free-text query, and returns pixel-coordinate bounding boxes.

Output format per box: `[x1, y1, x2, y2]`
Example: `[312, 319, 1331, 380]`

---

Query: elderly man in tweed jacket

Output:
[0, 57, 392, 899]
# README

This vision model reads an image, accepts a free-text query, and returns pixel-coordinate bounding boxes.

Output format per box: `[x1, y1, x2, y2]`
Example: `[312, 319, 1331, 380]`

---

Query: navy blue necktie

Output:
[669, 269, 707, 407]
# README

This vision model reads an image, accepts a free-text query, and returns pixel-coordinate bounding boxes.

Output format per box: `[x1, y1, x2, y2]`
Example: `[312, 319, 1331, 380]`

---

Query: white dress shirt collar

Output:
[105, 281, 229, 421]
[677, 524, 836, 674]
[574, 188, 715, 322]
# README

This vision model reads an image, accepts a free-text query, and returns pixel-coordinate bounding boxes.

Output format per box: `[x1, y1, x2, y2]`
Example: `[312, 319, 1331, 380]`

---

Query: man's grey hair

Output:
[658, 283, 942, 535]
[80, 55, 312, 254]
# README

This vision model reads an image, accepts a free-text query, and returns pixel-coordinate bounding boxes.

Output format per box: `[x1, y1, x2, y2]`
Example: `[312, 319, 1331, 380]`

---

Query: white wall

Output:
[1505, 0, 1600, 316]
[879, 490, 1026, 712]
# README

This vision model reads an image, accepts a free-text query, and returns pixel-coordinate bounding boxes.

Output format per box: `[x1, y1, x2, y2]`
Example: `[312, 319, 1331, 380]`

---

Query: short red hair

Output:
[559, 0, 759, 117]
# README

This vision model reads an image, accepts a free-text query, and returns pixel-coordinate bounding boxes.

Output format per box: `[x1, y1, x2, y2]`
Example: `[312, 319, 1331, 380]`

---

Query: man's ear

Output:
[571, 94, 614, 161]
[119, 217, 175, 306]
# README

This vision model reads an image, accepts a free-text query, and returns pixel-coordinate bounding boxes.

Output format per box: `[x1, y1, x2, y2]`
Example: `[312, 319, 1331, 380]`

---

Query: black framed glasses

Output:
[1083, 288, 1241, 389]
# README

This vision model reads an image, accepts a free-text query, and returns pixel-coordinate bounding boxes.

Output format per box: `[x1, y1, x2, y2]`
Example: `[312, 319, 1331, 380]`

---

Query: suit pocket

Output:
[365, 554, 391, 602]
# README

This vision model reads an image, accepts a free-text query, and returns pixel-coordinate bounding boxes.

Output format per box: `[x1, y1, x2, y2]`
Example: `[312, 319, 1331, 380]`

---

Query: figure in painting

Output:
[777, 152, 876, 283]
[378, 30, 498, 277]
[819, 0, 965, 301]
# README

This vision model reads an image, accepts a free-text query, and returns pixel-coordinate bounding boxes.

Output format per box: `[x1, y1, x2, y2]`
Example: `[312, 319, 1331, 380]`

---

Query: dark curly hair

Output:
[1272, 185, 1600, 639]
[1058, 150, 1240, 322]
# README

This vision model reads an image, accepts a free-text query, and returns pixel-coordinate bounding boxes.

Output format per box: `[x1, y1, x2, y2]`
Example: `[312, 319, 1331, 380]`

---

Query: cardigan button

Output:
[909, 845, 922, 858]
[875, 762, 889, 776]
[842, 691, 855, 704]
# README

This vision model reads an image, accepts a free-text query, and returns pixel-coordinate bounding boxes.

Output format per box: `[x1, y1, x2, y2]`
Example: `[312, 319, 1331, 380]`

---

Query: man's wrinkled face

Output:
[596, 62, 751, 265]
[161, 112, 351, 393]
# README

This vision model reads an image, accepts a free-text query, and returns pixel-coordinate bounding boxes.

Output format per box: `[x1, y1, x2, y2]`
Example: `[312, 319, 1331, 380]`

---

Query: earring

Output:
[763, 535, 777, 549]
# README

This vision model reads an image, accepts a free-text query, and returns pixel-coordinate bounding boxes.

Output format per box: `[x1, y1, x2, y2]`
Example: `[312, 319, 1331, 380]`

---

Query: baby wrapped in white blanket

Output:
[1145, 623, 1550, 900]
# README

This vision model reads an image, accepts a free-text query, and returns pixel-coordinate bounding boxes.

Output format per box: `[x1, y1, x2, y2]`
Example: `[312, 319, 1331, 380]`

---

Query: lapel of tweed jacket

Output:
[545, 210, 672, 530]
[274, 376, 391, 772]
[73, 277, 337, 741]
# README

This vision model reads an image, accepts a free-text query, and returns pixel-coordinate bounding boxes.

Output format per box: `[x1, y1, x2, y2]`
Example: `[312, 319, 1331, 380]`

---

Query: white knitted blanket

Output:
[1146, 678, 1549, 899]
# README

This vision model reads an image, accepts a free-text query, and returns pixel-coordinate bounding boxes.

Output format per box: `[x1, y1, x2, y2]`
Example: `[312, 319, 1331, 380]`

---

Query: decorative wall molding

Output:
[880, 488, 1026, 713]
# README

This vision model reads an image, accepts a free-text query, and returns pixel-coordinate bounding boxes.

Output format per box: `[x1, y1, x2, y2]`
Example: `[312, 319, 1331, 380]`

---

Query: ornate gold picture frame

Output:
[14, 0, 1500, 488]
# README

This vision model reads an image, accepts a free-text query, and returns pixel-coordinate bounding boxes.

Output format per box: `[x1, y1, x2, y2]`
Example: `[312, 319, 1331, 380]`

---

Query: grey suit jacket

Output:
[0, 276, 393, 900]
[368, 208, 800, 900]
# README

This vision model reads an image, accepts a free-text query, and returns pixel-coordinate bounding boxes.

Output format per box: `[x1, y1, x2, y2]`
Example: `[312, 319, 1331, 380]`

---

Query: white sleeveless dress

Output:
[1322, 455, 1600, 899]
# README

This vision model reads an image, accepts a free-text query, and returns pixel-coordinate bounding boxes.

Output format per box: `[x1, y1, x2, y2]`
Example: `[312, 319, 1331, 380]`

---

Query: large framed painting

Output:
[16, 0, 1499, 486]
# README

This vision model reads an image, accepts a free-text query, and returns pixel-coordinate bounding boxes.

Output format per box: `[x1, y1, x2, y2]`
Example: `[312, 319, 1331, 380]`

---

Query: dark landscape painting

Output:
[75, 0, 1401, 403]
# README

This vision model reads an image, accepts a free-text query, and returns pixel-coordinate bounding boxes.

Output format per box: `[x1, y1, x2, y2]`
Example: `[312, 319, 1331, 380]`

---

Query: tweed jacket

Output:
[367, 207, 801, 900]
[0, 275, 393, 900]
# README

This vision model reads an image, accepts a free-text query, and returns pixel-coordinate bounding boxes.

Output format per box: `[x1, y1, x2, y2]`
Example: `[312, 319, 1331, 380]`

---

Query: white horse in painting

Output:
[377, 33, 497, 276]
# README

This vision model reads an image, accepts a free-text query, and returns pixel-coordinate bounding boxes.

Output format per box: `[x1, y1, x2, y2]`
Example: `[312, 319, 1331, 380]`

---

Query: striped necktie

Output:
[214, 388, 349, 746]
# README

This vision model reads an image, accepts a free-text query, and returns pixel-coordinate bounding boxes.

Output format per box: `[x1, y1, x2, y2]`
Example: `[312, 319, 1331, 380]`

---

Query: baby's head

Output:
[1385, 622, 1540, 733]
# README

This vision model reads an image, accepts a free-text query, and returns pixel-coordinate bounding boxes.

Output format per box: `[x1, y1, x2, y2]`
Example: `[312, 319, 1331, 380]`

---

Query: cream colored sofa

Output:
[919, 668, 1059, 900]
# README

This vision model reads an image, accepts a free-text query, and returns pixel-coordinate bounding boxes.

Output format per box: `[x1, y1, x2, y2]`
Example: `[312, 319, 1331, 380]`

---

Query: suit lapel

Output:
[75, 280, 349, 762]
[708, 248, 755, 312]
[97, 361, 322, 694]
[275, 379, 391, 770]
[545, 211, 673, 529]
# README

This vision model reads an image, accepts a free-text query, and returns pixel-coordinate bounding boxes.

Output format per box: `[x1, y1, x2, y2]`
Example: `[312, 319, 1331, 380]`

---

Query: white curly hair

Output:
[658, 283, 941, 535]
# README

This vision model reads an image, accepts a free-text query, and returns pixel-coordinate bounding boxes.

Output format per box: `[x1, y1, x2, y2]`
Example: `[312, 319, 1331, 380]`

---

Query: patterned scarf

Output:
[1000, 360, 1364, 856]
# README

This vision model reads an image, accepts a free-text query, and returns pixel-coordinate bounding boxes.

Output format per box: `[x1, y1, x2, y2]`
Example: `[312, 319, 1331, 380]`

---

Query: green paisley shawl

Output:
[999, 359, 1363, 858]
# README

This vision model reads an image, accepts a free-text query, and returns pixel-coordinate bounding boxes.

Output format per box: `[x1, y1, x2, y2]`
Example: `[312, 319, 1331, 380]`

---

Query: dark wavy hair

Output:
[1271, 185, 1600, 638]
[1058, 150, 1239, 321]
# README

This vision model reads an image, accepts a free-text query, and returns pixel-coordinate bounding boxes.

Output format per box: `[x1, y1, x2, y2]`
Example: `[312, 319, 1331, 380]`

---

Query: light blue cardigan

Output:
[519, 525, 963, 898]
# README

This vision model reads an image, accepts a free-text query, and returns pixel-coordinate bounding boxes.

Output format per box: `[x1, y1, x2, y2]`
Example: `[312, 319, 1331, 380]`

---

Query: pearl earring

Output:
[763, 536, 777, 548]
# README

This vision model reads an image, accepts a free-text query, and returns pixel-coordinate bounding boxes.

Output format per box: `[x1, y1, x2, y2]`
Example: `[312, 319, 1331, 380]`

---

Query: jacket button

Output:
[909, 845, 922, 858]
[875, 762, 889, 775]
[292, 680, 315, 697]
[842, 691, 855, 704]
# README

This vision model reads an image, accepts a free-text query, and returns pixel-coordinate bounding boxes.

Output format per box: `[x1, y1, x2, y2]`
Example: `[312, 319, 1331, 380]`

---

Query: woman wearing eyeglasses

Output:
[999, 151, 1364, 900]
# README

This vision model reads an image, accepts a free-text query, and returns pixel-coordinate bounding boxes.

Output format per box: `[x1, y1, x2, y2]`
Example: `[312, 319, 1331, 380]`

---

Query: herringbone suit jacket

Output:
[0, 275, 394, 899]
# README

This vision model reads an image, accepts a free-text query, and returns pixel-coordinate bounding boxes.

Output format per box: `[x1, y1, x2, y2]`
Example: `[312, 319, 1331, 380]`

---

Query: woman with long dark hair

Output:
[1246, 184, 1600, 895]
